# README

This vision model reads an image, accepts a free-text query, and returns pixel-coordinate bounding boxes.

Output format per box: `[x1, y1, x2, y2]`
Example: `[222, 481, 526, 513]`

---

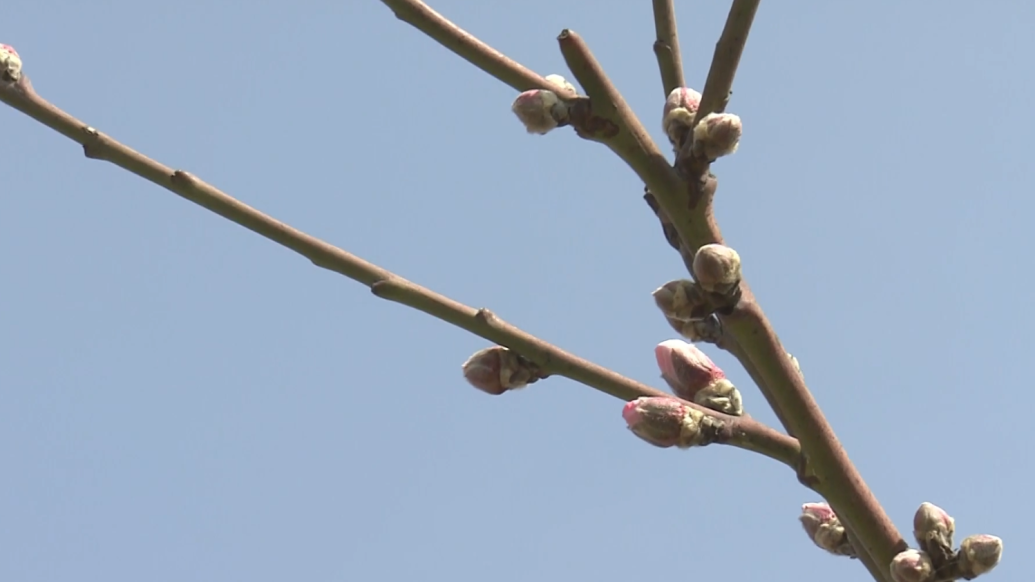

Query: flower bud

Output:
[692, 244, 742, 295]
[0, 44, 21, 82]
[652, 279, 709, 321]
[622, 396, 704, 449]
[662, 87, 702, 147]
[655, 339, 742, 415]
[663, 314, 723, 343]
[544, 74, 576, 95]
[512, 89, 563, 134]
[958, 534, 1003, 578]
[692, 112, 742, 160]
[799, 502, 855, 556]
[462, 346, 543, 395]
[890, 550, 934, 582]
[913, 502, 955, 559]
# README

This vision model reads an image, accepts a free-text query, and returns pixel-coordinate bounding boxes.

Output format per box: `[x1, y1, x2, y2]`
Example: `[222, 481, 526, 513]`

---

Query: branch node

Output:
[170, 170, 197, 187]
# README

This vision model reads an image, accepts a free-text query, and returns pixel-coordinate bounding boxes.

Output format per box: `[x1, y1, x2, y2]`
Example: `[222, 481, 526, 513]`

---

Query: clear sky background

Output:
[1, 2, 1029, 581]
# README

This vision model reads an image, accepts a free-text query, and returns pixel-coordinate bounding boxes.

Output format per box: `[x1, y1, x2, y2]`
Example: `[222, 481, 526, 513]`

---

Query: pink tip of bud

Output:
[662, 87, 702, 147]
[0, 43, 22, 82]
[799, 502, 855, 556]
[622, 396, 702, 449]
[512, 89, 562, 135]
[654, 339, 725, 399]
[890, 549, 934, 582]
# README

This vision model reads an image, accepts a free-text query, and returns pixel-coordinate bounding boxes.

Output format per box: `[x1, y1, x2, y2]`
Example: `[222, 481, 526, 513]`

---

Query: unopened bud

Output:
[622, 396, 704, 449]
[655, 339, 742, 415]
[890, 550, 934, 582]
[653, 279, 709, 321]
[662, 87, 702, 147]
[544, 74, 576, 95]
[692, 112, 742, 160]
[512, 89, 564, 134]
[799, 502, 855, 556]
[692, 244, 742, 295]
[664, 314, 723, 343]
[958, 534, 1003, 578]
[462, 346, 544, 395]
[913, 502, 955, 561]
[0, 44, 21, 82]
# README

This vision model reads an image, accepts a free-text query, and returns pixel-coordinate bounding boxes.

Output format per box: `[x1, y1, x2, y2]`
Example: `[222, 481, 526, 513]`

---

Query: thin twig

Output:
[651, 0, 685, 96]
[0, 74, 801, 470]
[693, 0, 760, 125]
[382, 0, 577, 99]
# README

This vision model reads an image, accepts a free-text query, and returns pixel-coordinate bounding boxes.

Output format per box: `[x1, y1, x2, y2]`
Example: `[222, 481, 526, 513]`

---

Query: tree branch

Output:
[381, 0, 577, 98]
[693, 0, 760, 125]
[0, 74, 801, 472]
[373, 3, 906, 579]
[651, 0, 686, 96]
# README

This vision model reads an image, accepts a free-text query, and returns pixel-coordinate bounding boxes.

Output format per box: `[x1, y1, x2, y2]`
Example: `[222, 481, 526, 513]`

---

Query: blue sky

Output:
[1, 2, 1030, 581]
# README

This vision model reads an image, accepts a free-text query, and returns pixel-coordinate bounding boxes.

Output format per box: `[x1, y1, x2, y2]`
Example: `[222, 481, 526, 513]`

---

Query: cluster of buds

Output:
[462, 346, 546, 395]
[799, 502, 856, 557]
[510, 74, 576, 135]
[1, 44, 21, 82]
[655, 339, 743, 415]
[887, 502, 1003, 582]
[661, 87, 743, 160]
[662, 87, 701, 149]
[622, 396, 706, 449]
[692, 112, 742, 161]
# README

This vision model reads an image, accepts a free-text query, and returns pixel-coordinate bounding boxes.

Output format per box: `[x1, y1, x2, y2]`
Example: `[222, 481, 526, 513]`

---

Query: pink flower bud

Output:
[799, 502, 855, 556]
[512, 89, 563, 134]
[654, 340, 742, 415]
[0, 44, 21, 82]
[913, 502, 955, 557]
[662, 87, 702, 148]
[890, 549, 934, 582]
[692, 244, 742, 295]
[692, 112, 742, 160]
[622, 396, 704, 449]
[462, 346, 543, 395]
[958, 534, 1003, 577]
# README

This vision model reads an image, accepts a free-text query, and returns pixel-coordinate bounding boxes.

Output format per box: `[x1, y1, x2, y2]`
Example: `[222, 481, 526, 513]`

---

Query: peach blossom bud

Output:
[799, 502, 855, 556]
[958, 534, 1003, 578]
[692, 244, 742, 295]
[462, 346, 544, 395]
[512, 89, 562, 134]
[544, 74, 576, 95]
[913, 502, 955, 559]
[622, 396, 704, 449]
[653, 279, 709, 321]
[663, 314, 723, 343]
[0, 44, 21, 82]
[662, 87, 702, 147]
[890, 549, 934, 582]
[655, 339, 742, 415]
[692, 112, 742, 160]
